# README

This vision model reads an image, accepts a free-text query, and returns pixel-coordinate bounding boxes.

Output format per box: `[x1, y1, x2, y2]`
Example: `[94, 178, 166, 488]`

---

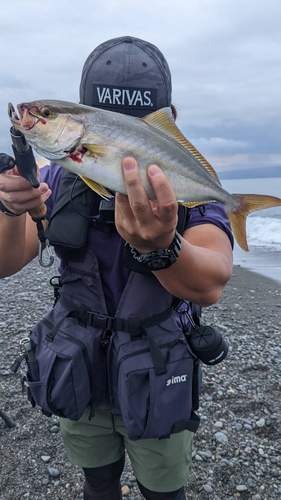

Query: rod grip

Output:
[28, 203, 47, 220]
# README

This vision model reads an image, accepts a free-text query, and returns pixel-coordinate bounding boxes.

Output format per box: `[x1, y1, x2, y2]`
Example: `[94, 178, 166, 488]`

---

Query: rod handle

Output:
[28, 203, 47, 220]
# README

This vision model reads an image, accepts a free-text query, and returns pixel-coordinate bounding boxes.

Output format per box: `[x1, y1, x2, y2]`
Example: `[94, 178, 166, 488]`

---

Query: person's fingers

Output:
[0, 170, 38, 192]
[2, 186, 50, 206]
[150, 200, 160, 217]
[0, 172, 51, 213]
[2, 191, 51, 214]
[115, 192, 133, 220]
[122, 158, 154, 225]
[0, 153, 15, 172]
[147, 165, 178, 226]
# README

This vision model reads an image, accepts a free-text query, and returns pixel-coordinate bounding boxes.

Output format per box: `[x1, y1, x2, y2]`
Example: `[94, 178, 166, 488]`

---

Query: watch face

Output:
[128, 230, 181, 271]
[147, 257, 169, 270]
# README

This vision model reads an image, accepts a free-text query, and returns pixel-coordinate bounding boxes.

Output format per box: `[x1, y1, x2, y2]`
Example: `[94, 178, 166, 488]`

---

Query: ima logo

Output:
[166, 375, 188, 387]
[92, 84, 157, 109]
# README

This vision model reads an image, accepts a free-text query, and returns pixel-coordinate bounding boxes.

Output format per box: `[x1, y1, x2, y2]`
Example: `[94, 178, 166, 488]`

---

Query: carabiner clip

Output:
[38, 238, 54, 268]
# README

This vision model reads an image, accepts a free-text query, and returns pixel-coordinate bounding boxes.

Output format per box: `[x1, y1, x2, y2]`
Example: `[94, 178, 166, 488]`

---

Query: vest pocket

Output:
[117, 337, 198, 440]
[27, 323, 92, 420]
[26, 305, 107, 420]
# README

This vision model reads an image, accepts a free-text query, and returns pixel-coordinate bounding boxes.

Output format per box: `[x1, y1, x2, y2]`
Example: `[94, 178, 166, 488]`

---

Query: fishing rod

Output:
[0, 104, 54, 267]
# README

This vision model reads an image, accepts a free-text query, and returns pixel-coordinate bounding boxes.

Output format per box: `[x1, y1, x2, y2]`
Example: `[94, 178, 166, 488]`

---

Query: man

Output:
[0, 36, 233, 499]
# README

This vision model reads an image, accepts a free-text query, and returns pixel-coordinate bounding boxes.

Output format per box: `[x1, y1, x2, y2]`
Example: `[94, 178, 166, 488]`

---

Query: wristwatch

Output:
[126, 230, 181, 271]
[0, 201, 20, 217]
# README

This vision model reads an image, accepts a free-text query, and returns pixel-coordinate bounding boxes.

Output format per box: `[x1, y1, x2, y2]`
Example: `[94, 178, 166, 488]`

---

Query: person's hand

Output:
[0, 154, 51, 216]
[115, 157, 178, 254]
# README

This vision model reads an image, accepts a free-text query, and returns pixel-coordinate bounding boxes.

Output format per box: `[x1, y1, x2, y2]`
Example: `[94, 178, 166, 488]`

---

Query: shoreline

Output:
[0, 260, 280, 499]
[233, 246, 281, 284]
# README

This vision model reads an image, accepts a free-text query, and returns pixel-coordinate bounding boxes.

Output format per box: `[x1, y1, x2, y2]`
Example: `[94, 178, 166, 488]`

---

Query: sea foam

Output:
[246, 216, 281, 248]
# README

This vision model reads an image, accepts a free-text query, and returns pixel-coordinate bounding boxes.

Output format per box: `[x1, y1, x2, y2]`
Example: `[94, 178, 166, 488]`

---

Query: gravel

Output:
[0, 260, 280, 499]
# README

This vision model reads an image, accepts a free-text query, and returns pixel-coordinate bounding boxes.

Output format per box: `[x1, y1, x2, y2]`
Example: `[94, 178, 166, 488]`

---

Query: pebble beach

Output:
[0, 259, 280, 500]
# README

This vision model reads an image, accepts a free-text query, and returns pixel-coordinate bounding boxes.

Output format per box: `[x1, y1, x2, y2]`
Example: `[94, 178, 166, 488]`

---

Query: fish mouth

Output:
[8, 102, 40, 131]
[8, 102, 20, 123]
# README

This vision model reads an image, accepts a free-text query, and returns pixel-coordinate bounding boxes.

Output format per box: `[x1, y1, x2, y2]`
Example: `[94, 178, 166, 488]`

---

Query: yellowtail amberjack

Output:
[8, 100, 281, 251]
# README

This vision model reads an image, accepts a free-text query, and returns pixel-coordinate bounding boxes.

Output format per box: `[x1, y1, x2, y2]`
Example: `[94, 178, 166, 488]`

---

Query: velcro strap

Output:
[47, 296, 88, 342]
[86, 306, 174, 338]
[58, 295, 174, 375]
[59, 294, 177, 336]
[171, 411, 201, 434]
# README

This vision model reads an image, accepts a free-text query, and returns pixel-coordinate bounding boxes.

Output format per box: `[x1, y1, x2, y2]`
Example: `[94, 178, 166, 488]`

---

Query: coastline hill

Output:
[218, 166, 281, 180]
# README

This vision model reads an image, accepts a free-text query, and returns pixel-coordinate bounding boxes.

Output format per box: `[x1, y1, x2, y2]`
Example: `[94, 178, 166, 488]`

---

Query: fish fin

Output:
[142, 108, 221, 185]
[82, 144, 110, 157]
[80, 175, 113, 199]
[228, 193, 281, 252]
[178, 200, 217, 207]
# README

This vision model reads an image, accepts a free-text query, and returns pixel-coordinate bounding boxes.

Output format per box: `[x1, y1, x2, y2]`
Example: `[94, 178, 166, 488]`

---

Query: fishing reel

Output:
[178, 305, 229, 365]
[188, 323, 228, 365]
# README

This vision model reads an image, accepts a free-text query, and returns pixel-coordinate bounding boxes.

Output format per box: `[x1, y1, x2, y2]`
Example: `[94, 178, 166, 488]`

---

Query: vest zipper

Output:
[106, 333, 117, 433]
[116, 338, 188, 373]
[66, 265, 97, 278]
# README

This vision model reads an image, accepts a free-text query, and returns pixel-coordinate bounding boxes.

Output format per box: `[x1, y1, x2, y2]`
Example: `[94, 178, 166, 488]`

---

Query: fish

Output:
[8, 99, 281, 251]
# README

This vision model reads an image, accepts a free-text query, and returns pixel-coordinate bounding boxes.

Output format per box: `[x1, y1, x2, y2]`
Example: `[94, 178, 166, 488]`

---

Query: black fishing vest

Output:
[18, 169, 202, 438]
[45, 170, 190, 271]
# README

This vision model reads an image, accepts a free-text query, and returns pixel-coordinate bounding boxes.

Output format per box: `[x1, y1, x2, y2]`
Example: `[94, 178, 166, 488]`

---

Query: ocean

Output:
[221, 177, 281, 283]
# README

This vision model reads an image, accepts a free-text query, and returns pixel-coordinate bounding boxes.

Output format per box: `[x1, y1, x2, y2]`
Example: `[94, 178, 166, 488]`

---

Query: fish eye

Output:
[41, 107, 54, 118]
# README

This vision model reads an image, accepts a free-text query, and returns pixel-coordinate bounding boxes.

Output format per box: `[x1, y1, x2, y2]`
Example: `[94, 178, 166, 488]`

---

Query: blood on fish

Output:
[19, 103, 47, 127]
[69, 151, 83, 163]
[68, 147, 87, 163]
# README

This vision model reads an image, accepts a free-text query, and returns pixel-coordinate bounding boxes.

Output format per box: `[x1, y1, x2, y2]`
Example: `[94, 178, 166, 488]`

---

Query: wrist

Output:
[126, 230, 181, 271]
[0, 200, 23, 217]
[133, 233, 175, 255]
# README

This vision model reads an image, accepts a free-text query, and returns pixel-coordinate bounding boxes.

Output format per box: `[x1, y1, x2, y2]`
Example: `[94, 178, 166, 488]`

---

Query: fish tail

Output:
[227, 193, 281, 252]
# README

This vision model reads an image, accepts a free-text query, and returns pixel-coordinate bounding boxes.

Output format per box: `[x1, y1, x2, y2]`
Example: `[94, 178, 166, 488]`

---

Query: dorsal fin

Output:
[142, 108, 221, 186]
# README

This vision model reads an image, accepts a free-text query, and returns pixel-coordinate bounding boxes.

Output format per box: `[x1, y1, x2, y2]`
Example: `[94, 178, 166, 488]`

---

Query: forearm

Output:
[115, 158, 233, 304]
[0, 213, 30, 277]
[0, 211, 42, 278]
[153, 236, 233, 306]
[0, 164, 51, 278]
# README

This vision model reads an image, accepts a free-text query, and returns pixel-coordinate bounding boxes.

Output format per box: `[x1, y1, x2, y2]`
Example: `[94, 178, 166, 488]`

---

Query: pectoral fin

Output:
[82, 144, 110, 157]
[80, 175, 113, 199]
[178, 200, 217, 207]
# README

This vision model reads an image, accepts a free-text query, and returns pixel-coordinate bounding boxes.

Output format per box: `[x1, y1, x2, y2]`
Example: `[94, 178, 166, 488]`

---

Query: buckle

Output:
[127, 318, 142, 337]
[87, 312, 115, 331]
[106, 316, 114, 330]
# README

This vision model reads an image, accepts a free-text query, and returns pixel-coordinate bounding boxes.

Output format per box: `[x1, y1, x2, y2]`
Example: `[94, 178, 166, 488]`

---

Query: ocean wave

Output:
[245, 216, 281, 248]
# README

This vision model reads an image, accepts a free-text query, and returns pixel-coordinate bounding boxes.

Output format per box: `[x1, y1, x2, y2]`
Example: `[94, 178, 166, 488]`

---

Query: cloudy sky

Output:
[1, 0, 281, 173]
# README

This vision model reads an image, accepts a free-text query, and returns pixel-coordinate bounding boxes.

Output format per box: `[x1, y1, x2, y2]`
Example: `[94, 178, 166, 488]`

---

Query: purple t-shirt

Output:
[40, 163, 234, 315]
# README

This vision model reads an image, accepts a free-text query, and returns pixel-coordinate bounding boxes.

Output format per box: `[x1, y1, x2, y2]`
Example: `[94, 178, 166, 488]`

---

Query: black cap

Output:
[79, 36, 172, 117]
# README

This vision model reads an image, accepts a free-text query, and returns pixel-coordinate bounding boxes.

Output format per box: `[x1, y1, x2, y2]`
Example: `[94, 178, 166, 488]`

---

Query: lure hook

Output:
[38, 238, 54, 268]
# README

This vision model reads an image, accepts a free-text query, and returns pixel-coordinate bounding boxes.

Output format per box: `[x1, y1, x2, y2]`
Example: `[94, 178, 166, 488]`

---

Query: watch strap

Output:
[126, 230, 181, 271]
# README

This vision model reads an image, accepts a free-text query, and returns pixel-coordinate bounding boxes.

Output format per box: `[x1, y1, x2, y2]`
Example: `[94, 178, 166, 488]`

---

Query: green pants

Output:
[60, 404, 193, 493]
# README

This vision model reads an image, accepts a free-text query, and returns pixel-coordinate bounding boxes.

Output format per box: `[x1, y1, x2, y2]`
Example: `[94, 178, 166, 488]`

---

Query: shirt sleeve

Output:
[184, 202, 234, 249]
[39, 163, 64, 221]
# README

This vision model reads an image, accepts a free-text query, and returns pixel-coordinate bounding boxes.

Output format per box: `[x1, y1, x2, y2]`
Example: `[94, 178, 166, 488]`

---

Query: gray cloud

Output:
[1, 0, 281, 174]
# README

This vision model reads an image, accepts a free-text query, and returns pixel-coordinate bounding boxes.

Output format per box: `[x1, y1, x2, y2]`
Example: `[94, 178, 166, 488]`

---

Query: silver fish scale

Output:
[81, 108, 231, 205]
[10, 100, 232, 208]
